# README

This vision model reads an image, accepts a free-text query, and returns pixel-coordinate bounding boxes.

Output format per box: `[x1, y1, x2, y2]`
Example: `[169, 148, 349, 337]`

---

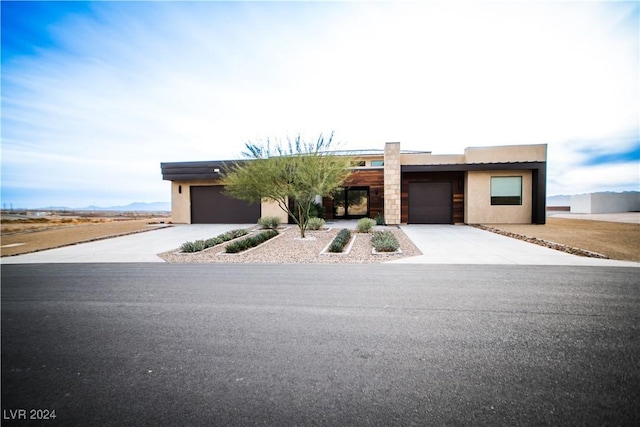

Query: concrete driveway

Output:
[0, 224, 255, 264]
[394, 225, 638, 266]
[1, 223, 637, 266]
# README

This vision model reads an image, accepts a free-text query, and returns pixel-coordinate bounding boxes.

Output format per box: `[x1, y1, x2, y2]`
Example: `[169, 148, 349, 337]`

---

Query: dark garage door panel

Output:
[409, 182, 452, 224]
[190, 186, 260, 224]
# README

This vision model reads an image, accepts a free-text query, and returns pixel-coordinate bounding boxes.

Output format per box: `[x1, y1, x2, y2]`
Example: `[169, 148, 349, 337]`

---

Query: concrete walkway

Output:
[1, 223, 638, 266]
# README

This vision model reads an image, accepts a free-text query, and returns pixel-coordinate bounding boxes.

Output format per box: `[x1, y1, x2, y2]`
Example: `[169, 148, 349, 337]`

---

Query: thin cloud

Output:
[554, 161, 639, 195]
[575, 136, 640, 166]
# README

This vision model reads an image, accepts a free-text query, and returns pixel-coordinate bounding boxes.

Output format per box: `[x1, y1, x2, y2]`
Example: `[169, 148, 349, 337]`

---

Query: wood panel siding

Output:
[453, 193, 464, 223]
[401, 171, 465, 224]
[324, 169, 385, 220]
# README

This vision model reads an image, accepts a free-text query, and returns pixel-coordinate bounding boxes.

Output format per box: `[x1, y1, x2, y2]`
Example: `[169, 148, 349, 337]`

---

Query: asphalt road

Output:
[2, 263, 639, 426]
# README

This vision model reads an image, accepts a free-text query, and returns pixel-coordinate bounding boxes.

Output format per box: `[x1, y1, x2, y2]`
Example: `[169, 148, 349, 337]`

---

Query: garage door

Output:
[408, 182, 453, 224]
[190, 186, 260, 224]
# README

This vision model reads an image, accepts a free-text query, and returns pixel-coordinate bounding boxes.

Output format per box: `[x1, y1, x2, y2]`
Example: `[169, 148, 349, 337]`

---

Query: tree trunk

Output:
[297, 204, 306, 238]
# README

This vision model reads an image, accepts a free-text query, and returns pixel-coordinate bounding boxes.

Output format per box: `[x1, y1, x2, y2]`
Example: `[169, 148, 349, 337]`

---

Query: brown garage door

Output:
[190, 186, 260, 224]
[408, 182, 453, 224]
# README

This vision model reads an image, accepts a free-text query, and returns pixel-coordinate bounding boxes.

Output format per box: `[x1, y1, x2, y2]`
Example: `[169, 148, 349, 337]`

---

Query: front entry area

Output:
[408, 182, 453, 224]
[333, 187, 369, 219]
[190, 186, 260, 223]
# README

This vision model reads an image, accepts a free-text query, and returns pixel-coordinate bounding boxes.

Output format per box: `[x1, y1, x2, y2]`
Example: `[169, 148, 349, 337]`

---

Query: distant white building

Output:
[570, 191, 640, 214]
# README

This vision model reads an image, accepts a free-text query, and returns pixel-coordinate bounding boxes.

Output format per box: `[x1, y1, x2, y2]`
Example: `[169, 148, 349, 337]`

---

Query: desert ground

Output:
[1, 212, 170, 257]
[485, 216, 639, 261]
[1, 212, 638, 261]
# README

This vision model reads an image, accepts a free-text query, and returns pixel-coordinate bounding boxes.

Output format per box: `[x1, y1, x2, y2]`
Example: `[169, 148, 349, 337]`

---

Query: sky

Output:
[1, 0, 638, 209]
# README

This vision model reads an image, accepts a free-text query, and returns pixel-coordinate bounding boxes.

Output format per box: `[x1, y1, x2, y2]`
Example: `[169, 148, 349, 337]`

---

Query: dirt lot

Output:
[484, 217, 639, 262]
[1, 216, 170, 257]
[2, 215, 638, 261]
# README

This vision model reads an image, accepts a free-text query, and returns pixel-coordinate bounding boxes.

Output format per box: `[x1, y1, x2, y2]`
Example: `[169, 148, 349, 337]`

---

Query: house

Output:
[570, 191, 640, 214]
[161, 142, 547, 225]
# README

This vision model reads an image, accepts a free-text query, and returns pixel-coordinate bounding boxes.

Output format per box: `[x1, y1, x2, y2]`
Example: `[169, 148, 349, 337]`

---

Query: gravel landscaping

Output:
[159, 226, 421, 264]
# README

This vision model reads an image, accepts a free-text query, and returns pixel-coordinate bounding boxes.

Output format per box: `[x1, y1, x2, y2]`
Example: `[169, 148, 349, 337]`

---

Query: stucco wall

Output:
[464, 144, 546, 164]
[400, 153, 465, 165]
[571, 192, 640, 214]
[398, 144, 546, 166]
[465, 170, 532, 224]
[171, 181, 195, 223]
[261, 199, 289, 223]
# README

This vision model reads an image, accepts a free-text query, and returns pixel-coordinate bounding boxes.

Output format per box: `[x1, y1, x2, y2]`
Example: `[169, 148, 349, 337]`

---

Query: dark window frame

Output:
[333, 186, 370, 218]
[491, 176, 523, 206]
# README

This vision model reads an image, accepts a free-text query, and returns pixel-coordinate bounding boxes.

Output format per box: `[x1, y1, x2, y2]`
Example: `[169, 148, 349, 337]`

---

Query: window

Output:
[333, 187, 369, 218]
[350, 160, 366, 167]
[491, 176, 522, 205]
[370, 160, 384, 167]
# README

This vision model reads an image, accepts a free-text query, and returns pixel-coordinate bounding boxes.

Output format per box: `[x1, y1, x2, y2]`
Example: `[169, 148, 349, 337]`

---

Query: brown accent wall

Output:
[401, 171, 465, 224]
[324, 169, 385, 220]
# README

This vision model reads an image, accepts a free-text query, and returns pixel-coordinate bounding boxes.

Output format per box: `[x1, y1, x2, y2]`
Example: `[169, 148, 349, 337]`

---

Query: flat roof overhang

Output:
[401, 161, 545, 172]
[161, 160, 246, 181]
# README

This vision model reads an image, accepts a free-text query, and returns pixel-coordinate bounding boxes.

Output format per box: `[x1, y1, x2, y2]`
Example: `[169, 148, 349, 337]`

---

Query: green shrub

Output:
[205, 237, 223, 247]
[327, 241, 343, 253]
[356, 218, 376, 233]
[257, 216, 281, 230]
[180, 228, 249, 253]
[180, 240, 207, 253]
[307, 217, 325, 230]
[328, 228, 352, 253]
[222, 228, 250, 241]
[289, 201, 326, 223]
[374, 213, 385, 226]
[224, 239, 249, 254]
[371, 230, 400, 252]
[225, 229, 279, 253]
[309, 201, 326, 219]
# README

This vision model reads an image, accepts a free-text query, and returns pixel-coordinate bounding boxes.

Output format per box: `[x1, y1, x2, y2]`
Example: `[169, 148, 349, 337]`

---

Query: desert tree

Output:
[223, 132, 352, 238]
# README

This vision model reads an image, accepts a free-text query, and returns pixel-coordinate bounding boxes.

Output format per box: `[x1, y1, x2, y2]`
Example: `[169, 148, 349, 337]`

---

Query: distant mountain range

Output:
[38, 202, 171, 212]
